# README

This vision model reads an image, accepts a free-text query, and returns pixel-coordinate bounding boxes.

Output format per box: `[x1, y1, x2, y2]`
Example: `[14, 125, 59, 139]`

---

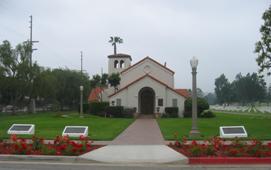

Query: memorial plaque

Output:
[220, 126, 247, 138]
[7, 124, 35, 135]
[64, 127, 86, 133]
[222, 127, 245, 134]
[10, 125, 32, 131]
[62, 126, 88, 137]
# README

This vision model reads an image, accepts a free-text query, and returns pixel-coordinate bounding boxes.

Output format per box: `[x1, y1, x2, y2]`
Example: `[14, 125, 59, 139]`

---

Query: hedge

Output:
[163, 107, 179, 118]
[184, 97, 209, 118]
[123, 107, 136, 118]
[89, 102, 109, 114]
[78, 103, 89, 113]
[201, 110, 216, 118]
[105, 106, 124, 118]
[105, 106, 135, 118]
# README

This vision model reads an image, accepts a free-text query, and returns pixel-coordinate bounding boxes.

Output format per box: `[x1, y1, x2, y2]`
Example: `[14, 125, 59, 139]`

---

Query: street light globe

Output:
[80, 85, 84, 91]
[190, 56, 198, 69]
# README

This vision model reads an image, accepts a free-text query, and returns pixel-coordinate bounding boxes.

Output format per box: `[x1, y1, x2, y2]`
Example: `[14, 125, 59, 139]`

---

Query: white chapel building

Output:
[89, 53, 190, 117]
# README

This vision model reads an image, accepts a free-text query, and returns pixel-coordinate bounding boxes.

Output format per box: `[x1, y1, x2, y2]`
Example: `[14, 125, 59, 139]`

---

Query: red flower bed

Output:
[0, 135, 103, 156]
[169, 136, 271, 164]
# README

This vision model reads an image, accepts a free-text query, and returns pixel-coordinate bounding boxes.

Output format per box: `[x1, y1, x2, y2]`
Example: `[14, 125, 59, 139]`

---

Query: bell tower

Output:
[108, 53, 132, 75]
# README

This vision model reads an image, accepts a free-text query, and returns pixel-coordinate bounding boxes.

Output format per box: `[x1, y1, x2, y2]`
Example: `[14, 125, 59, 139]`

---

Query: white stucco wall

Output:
[165, 88, 186, 117]
[108, 57, 131, 75]
[120, 58, 174, 88]
[109, 76, 186, 117]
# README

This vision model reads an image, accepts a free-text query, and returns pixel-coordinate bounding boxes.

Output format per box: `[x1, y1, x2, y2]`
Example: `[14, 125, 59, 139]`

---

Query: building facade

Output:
[89, 53, 189, 117]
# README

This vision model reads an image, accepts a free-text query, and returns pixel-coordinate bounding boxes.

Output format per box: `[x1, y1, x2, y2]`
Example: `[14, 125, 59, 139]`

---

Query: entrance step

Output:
[138, 114, 155, 119]
[80, 145, 188, 164]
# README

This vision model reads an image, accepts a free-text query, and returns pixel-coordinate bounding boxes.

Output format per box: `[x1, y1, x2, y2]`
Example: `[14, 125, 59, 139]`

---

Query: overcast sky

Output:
[0, 0, 270, 93]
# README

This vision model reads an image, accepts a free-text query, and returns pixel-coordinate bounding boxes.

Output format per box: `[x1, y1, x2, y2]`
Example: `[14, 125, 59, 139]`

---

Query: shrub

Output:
[164, 107, 179, 118]
[201, 110, 216, 118]
[89, 102, 109, 115]
[190, 145, 202, 157]
[123, 107, 136, 118]
[105, 106, 124, 118]
[184, 97, 209, 117]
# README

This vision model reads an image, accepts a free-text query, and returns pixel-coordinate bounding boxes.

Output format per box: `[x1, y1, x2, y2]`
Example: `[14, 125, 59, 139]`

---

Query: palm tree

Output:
[109, 36, 123, 55]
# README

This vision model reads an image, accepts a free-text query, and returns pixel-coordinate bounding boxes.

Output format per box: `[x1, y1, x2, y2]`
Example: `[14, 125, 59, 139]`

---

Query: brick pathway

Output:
[110, 115, 164, 145]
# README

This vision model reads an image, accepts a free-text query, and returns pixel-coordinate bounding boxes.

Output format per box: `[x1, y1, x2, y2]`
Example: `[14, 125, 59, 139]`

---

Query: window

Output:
[116, 98, 121, 106]
[114, 60, 118, 68]
[158, 98, 163, 106]
[172, 99, 178, 107]
[120, 60, 124, 68]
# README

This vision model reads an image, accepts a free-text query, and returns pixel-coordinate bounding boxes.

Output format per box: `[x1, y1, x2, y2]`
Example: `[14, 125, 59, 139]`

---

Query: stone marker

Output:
[7, 124, 35, 135]
[62, 126, 88, 137]
[220, 126, 248, 138]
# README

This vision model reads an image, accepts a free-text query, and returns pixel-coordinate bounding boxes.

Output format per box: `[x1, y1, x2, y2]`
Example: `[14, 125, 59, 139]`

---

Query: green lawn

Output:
[0, 112, 134, 140]
[157, 112, 271, 140]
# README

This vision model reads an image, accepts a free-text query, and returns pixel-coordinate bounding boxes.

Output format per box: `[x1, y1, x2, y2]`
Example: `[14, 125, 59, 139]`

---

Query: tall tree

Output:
[187, 88, 204, 98]
[101, 73, 108, 87]
[90, 74, 101, 89]
[0, 40, 93, 112]
[52, 69, 90, 110]
[0, 40, 34, 109]
[197, 88, 205, 98]
[214, 74, 232, 104]
[108, 73, 121, 92]
[233, 73, 266, 103]
[109, 36, 123, 55]
[204, 93, 217, 105]
[255, 6, 271, 75]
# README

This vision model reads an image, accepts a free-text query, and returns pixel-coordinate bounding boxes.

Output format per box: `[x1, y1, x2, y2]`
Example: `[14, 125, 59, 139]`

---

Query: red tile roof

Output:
[88, 87, 103, 102]
[120, 56, 175, 75]
[175, 89, 190, 98]
[109, 74, 188, 98]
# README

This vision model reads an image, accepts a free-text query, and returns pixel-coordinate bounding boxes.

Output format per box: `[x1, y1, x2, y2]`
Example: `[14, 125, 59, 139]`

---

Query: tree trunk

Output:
[114, 44, 117, 55]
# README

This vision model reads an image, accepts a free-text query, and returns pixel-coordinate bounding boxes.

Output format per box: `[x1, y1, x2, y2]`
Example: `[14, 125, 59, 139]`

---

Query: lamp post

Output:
[189, 56, 200, 137]
[80, 85, 84, 118]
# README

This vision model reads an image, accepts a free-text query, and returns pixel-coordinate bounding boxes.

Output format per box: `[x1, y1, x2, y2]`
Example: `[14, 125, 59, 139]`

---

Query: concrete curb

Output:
[0, 154, 99, 163]
[0, 153, 186, 165]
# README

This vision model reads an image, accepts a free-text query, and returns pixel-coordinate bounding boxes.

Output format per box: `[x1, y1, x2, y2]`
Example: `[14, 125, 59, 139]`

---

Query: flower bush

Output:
[0, 135, 102, 156]
[170, 135, 271, 157]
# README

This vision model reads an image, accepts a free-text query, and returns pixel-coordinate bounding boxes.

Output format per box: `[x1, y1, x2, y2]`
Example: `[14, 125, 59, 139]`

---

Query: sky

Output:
[0, 0, 270, 93]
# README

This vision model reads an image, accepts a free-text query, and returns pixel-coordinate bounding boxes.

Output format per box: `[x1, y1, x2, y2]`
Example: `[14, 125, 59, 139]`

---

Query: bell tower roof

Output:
[108, 53, 132, 61]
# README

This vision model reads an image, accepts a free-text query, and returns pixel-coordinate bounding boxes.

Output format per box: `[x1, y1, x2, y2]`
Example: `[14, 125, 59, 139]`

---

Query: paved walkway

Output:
[81, 116, 188, 164]
[110, 115, 164, 145]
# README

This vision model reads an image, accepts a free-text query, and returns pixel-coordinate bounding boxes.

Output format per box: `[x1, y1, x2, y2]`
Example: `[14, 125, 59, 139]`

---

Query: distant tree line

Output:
[214, 73, 270, 104]
[206, 6, 271, 106]
[0, 40, 120, 112]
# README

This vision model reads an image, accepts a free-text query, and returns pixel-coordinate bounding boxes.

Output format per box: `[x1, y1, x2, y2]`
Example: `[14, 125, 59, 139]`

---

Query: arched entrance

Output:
[138, 87, 155, 115]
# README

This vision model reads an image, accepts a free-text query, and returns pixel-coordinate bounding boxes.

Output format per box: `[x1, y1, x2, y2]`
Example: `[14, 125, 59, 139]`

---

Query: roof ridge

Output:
[120, 56, 175, 74]
[109, 74, 187, 98]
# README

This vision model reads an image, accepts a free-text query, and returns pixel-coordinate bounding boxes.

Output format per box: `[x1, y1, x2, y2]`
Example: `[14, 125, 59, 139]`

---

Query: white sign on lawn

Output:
[7, 124, 35, 135]
[62, 126, 88, 137]
[219, 126, 248, 138]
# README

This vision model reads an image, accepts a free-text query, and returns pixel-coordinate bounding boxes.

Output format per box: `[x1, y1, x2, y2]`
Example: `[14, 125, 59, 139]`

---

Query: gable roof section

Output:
[175, 89, 190, 98]
[109, 74, 187, 98]
[120, 56, 175, 75]
[88, 87, 103, 102]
